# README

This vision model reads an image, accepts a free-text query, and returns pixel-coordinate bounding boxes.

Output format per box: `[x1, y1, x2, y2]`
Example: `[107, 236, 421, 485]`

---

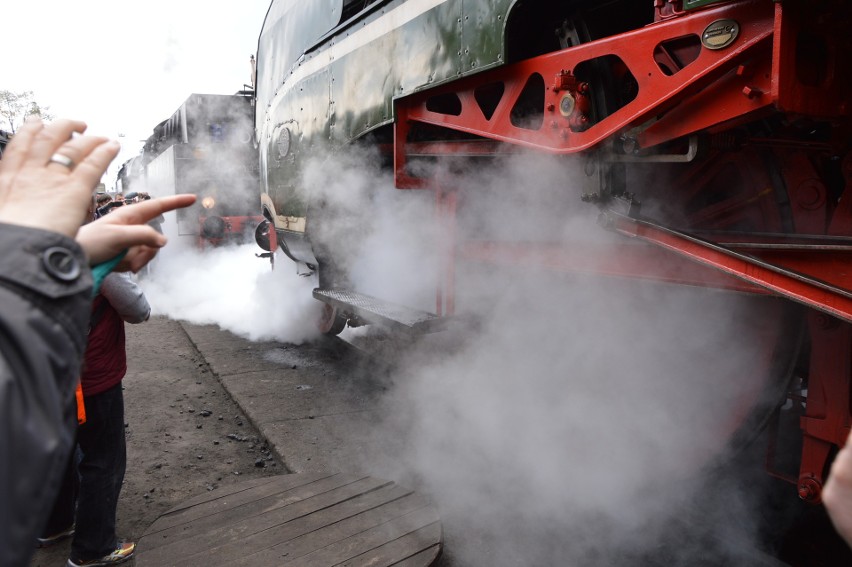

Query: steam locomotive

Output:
[119, 92, 262, 246]
[253, 0, 851, 558]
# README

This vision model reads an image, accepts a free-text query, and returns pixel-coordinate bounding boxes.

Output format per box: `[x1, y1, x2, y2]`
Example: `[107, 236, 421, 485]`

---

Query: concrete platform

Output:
[177, 321, 388, 475]
[131, 322, 444, 566]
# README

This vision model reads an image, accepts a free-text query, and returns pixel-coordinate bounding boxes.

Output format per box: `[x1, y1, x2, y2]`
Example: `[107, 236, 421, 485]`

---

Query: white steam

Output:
[301, 146, 440, 311]
[385, 275, 782, 565]
[140, 243, 321, 343]
[135, 140, 792, 565]
[305, 150, 793, 565]
[131, 96, 320, 343]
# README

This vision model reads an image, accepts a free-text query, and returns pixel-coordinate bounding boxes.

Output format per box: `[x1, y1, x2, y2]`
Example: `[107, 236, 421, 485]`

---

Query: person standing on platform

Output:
[64, 270, 150, 567]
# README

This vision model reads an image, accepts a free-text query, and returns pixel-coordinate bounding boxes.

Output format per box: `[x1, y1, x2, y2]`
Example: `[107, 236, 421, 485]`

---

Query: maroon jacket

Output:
[80, 273, 150, 397]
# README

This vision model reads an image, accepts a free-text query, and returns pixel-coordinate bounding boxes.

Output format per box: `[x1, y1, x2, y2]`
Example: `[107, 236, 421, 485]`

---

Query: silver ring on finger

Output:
[48, 153, 75, 169]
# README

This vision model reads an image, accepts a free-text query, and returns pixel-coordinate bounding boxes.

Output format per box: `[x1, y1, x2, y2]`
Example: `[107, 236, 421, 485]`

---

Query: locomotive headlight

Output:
[202, 196, 216, 209]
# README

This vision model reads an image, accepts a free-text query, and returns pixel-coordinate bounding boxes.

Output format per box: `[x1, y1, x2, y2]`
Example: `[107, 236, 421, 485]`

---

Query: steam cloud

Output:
[303, 151, 792, 565]
[141, 241, 321, 344]
[132, 94, 321, 343]
[139, 145, 794, 565]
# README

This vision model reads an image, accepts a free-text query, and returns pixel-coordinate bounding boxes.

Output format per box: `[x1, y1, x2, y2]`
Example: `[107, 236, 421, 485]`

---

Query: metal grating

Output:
[313, 288, 445, 333]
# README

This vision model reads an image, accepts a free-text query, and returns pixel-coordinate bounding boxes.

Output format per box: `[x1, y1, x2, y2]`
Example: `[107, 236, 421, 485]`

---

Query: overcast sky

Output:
[3, 0, 272, 187]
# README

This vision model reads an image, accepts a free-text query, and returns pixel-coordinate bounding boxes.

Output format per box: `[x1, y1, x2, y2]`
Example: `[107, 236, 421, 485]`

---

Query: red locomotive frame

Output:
[391, 0, 851, 504]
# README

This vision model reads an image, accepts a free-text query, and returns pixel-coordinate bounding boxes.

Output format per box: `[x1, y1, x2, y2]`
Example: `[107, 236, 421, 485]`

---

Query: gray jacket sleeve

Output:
[100, 272, 150, 324]
[0, 223, 93, 567]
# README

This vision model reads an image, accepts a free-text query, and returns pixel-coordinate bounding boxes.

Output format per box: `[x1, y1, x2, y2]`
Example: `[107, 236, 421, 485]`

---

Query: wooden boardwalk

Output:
[135, 472, 442, 567]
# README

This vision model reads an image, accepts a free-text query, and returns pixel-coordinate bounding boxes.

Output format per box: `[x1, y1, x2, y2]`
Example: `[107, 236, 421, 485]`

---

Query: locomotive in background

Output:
[118, 92, 262, 247]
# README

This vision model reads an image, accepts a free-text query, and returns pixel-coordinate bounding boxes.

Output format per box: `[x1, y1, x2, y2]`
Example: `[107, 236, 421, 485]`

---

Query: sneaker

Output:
[36, 524, 75, 547]
[66, 540, 136, 566]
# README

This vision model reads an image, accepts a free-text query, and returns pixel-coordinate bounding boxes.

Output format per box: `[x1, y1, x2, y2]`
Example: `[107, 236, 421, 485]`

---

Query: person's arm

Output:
[76, 193, 195, 272]
[0, 224, 93, 567]
[824, 429, 852, 548]
[100, 272, 151, 324]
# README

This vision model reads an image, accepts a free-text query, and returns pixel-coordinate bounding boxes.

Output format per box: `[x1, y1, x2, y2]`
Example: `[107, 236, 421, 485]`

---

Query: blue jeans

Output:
[70, 383, 126, 561]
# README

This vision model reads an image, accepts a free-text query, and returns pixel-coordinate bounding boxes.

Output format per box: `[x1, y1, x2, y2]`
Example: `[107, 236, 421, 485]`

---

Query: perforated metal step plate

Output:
[313, 289, 445, 334]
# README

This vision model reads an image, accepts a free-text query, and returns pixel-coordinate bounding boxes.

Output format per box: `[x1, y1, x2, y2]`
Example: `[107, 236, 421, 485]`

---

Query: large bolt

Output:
[560, 93, 576, 117]
[798, 477, 822, 502]
[742, 86, 763, 99]
[796, 180, 825, 210]
[815, 313, 839, 330]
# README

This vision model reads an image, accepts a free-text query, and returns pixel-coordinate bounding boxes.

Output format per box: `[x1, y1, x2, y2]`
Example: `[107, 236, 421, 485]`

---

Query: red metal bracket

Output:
[796, 314, 852, 502]
[395, 0, 776, 187]
[602, 212, 852, 323]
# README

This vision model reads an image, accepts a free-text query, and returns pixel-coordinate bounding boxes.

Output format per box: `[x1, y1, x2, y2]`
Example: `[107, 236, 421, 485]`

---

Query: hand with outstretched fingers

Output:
[0, 116, 120, 238]
[76, 194, 197, 272]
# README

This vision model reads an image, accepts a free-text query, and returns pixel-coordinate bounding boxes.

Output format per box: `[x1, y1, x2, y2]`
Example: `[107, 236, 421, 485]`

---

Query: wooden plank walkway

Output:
[135, 472, 442, 567]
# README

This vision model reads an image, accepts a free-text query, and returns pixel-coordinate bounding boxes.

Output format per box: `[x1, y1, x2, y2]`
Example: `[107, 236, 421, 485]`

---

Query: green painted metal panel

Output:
[684, 0, 726, 10]
[256, 0, 343, 120]
[330, 0, 466, 142]
[264, 69, 331, 219]
[258, 0, 516, 238]
[461, 0, 511, 73]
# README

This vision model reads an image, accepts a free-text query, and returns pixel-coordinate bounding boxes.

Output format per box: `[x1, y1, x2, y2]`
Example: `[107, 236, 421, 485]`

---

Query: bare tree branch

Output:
[0, 90, 54, 133]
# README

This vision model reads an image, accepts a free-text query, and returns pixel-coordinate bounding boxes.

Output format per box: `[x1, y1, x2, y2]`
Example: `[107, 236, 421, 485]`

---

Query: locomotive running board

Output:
[313, 289, 446, 334]
[602, 212, 852, 323]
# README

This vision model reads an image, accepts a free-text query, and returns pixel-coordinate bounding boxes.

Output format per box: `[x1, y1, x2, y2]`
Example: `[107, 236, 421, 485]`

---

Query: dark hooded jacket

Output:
[0, 224, 93, 567]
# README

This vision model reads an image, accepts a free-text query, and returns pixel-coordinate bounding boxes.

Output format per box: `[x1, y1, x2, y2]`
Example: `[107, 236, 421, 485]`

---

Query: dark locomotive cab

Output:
[126, 92, 262, 247]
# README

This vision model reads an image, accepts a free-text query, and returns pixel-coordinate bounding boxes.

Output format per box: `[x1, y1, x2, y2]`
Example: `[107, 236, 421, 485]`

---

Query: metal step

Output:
[313, 288, 445, 334]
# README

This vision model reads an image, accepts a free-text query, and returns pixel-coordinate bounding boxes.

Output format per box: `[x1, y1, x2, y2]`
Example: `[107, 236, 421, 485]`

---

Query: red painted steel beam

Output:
[796, 315, 852, 503]
[730, 247, 852, 294]
[458, 236, 852, 299]
[458, 240, 767, 294]
[397, 0, 774, 155]
[772, 2, 851, 119]
[637, 53, 774, 148]
[692, 231, 852, 291]
[604, 212, 852, 323]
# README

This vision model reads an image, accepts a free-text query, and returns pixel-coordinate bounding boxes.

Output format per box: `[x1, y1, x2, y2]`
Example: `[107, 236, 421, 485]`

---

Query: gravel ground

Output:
[29, 316, 284, 567]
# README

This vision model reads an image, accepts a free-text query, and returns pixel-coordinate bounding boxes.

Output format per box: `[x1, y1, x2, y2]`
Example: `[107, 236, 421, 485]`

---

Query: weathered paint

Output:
[256, 0, 513, 241]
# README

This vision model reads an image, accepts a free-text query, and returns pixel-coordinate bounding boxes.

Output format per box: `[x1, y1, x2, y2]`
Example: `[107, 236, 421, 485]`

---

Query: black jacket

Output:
[0, 223, 93, 567]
